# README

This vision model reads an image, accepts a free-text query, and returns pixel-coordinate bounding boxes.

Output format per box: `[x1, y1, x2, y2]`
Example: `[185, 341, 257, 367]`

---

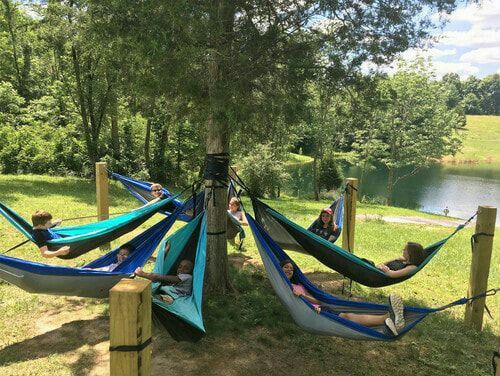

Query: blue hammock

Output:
[150, 212, 207, 342]
[247, 213, 491, 340]
[113, 172, 245, 246]
[0, 212, 178, 297]
[0, 196, 177, 259]
[111, 172, 202, 222]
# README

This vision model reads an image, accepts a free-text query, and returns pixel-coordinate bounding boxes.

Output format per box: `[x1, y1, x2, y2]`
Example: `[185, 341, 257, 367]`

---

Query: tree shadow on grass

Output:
[0, 316, 108, 368]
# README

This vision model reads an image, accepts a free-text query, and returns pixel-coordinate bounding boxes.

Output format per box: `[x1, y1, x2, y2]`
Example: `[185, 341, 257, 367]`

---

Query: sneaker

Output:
[384, 318, 398, 336]
[158, 294, 174, 305]
[388, 293, 405, 331]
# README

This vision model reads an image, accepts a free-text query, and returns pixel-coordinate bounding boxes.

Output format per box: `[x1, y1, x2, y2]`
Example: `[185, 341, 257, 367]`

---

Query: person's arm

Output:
[380, 264, 417, 278]
[50, 219, 62, 227]
[142, 196, 161, 207]
[134, 267, 181, 284]
[240, 212, 248, 226]
[39, 245, 70, 258]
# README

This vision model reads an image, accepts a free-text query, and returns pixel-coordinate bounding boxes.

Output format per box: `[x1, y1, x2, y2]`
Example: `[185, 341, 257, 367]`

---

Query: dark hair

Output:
[119, 243, 136, 253]
[406, 242, 426, 265]
[279, 259, 297, 282]
[314, 210, 333, 229]
[32, 210, 52, 227]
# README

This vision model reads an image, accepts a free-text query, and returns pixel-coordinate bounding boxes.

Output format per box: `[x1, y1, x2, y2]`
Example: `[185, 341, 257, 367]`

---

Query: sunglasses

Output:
[151, 189, 162, 192]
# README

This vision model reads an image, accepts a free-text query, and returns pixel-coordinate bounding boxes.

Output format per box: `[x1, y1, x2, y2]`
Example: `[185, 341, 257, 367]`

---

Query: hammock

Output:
[0, 212, 178, 297]
[252, 198, 467, 287]
[0, 196, 177, 259]
[151, 212, 207, 342]
[113, 172, 245, 246]
[247, 213, 492, 340]
[111, 172, 202, 222]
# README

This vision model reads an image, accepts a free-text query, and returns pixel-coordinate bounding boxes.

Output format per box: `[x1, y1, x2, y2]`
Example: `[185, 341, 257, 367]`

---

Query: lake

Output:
[286, 162, 500, 222]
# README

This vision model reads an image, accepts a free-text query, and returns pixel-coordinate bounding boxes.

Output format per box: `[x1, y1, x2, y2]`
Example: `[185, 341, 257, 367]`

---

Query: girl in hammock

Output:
[142, 183, 166, 207]
[280, 260, 405, 336]
[307, 207, 340, 242]
[374, 242, 426, 278]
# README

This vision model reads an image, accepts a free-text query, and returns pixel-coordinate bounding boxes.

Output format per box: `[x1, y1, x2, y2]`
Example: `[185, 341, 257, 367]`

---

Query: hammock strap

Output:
[341, 182, 357, 295]
[1, 239, 30, 254]
[109, 337, 152, 352]
[434, 288, 499, 313]
[470, 232, 494, 251]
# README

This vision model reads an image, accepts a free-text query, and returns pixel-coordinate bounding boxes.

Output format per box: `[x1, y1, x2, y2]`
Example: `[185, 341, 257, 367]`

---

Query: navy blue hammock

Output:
[0, 211, 179, 298]
[112, 172, 245, 246]
[252, 198, 470, 287]
[0, 196, 179, 259]
[247, 213, 496, 340]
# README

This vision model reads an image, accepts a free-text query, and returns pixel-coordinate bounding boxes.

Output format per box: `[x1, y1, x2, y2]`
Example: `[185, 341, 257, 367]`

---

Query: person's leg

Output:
[339, 312, 388, 326]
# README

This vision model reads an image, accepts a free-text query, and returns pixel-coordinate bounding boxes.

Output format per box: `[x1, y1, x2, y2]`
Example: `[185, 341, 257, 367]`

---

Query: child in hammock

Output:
[142, 183, 166, 207]
[228, 197, 248, 225]
[280, 259, 405, 336]
[135, 244, 193, 305]
[87, 243, 135, 272]
[308, 207, 340, 243]
[366, 242, 426, 278]
[31, 210, 70, 258]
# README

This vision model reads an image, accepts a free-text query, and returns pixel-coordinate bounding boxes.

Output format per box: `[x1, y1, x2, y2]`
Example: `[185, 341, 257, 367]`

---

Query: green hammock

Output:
[252, 198, 471, 287]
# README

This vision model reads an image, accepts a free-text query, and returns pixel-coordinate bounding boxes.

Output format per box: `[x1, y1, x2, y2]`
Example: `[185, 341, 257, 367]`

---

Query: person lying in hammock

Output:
[143, 183, 166, 207]
[280, 260, 405, 336]
[135, 245, 193, 305]
[32, 210, 70, 258]
[86, 243, 135, 272]
[228, 197, 248, 225]
[366, 242, 426, 278]
[307, 207, 340, 243]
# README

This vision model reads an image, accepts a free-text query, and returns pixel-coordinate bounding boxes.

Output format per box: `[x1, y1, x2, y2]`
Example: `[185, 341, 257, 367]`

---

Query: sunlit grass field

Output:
[0, 174, 498, 375]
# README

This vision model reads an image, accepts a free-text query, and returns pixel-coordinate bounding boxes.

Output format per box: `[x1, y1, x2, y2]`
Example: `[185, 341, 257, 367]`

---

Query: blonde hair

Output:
[151, 183, 163, 191]
[229, 197, 241, 209]
[32, 210, 52, 227]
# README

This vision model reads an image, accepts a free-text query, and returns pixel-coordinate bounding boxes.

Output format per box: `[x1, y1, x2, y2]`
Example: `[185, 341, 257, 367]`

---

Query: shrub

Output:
[318, 155, 343, 191]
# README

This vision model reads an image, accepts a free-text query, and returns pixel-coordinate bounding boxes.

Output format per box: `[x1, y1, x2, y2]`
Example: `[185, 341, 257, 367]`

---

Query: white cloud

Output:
[432, 61, 480, 78]
[460, 47, 500, 64]
[442, 0, 500, 28]
[400, 48, 457, 60]
[440, 29, 500, 48]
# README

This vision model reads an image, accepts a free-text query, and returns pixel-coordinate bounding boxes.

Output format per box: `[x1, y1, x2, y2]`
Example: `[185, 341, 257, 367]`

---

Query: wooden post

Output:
[342, 178, 358, 254]
[110, 279, 152, 376]
[96, 162, 110, 250]
[464, 205, 496, 331]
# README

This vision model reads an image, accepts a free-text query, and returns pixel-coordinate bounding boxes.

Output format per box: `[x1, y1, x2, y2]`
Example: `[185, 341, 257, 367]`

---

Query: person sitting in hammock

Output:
[374, 242, 426, 278]
[280, 260, 405, 336]
[228, 197, 248, 225]
[143, 183, 166, 207]
[32, 210, 70, 258]
[87, 243, 135, 272]
[135, 246, 193, 305]
[307, 207, 340, 243]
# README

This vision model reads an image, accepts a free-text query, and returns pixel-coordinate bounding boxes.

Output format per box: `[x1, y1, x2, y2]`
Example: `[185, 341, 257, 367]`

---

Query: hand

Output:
[51, 219, 62, 227]
[327, 235, 335, 242]
[314, 306, 322, 314]
[59, 246, 70, 256]
[135, 267, 145, 277]
[332, 223, 338, 231]
[377, 264, 390, 272]
[165, 241, 171, 254]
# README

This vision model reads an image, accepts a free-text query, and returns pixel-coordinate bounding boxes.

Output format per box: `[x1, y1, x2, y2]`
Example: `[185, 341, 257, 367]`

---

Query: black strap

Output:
[2, 239, 30, 255]
[109, 337, 152, 352]
[207, 230, 226, 236]
[471, 232, 495, 251]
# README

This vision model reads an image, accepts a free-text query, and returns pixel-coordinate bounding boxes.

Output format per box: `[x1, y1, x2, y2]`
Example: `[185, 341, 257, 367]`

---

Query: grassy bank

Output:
[0, 174, 498, 375]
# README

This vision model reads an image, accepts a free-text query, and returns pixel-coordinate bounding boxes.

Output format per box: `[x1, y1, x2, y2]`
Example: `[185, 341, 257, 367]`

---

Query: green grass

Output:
[443, 115, 500, 165]
[0, 174, 498, 375]
[287, 152, 313, 165]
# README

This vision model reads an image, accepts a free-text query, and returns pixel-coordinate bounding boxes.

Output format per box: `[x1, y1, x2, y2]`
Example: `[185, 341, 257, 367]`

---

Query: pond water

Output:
[285, 162, 500, 222]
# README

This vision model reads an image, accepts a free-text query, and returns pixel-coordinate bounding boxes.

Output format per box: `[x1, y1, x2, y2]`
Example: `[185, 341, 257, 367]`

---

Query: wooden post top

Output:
[96, 161, 107, 166]
[110, 279, 151, 294]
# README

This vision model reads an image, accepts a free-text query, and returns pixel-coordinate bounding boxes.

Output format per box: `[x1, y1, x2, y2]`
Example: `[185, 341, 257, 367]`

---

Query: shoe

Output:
[158, 294, 174, 305]
[388, 293, 405, 331]
[384, 318, 398, 336]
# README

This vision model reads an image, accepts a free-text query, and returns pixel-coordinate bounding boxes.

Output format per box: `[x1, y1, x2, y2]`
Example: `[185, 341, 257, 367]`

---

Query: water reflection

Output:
[285, 162, 500, 221]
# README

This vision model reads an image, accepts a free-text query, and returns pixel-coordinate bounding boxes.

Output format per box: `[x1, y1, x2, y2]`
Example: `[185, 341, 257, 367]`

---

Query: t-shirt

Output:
[292, 283, 320, 310]
[228, 210, 243, 222]
[32, 229, 55, 248]
[307, 220, 340, 242]
[171, 273, 193, 296]
[91, 262, 120, 272]
[385, 260, 412, 271]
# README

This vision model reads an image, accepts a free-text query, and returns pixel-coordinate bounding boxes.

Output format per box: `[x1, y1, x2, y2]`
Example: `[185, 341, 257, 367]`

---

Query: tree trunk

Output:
[144, 118, 151, 170]
[313, 156, 320, 201]
[109, 91, 120, 159]
[203, 0, 234, 295]
[386, 167, 395, 206]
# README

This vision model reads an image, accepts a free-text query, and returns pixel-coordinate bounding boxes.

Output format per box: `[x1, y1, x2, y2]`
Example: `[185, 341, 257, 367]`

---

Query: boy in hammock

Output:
[31, 210, 70, 258]
[135, 244, 193, 305]
[87, 243, 135, 272]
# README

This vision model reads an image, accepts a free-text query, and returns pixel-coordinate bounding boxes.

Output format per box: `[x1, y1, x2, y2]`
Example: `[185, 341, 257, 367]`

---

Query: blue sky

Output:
[399, 0, 500, 78]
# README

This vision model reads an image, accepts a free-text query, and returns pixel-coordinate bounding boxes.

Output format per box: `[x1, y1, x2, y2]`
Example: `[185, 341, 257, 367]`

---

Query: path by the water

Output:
[357, 214, 479, 227]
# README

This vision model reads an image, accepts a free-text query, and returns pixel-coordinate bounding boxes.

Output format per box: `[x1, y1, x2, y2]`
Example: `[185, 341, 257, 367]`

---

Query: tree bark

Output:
[313, 156, 320, 201]
[109, 90, 120, 159]
[144, 118, 151, 170]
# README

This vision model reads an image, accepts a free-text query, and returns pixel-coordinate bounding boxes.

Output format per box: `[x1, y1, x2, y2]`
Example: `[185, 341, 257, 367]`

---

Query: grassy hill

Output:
[0, 174, 498, 375]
